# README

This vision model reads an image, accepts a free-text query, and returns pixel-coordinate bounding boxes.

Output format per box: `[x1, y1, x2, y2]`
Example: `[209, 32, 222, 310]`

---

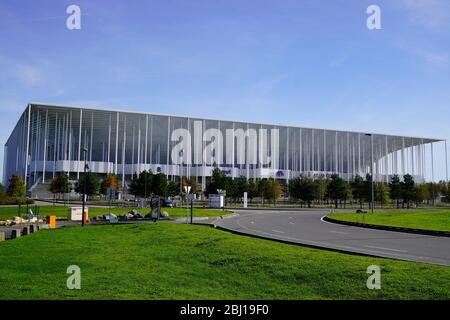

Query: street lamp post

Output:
[82, 148, 88, 227]
[365, 134, 375, 215]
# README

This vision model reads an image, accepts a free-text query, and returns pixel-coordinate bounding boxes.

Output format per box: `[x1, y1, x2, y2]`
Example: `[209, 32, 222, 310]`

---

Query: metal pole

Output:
[190, 199, 193, 224]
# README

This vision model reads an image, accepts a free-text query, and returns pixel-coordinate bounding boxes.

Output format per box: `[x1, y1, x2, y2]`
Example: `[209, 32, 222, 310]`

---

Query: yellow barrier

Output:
[47, 215, 56, 229]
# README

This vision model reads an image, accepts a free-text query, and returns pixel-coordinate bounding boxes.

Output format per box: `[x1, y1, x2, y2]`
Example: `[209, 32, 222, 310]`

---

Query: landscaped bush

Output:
[0, 196, 34, 205]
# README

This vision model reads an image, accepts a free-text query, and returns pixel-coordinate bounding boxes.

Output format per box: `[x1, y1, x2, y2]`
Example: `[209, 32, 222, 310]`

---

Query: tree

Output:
[49, 172, 71, 200]
[188, 176, 199, 195]
[257, 179, 268, 204]
[415, 184, 429, 206]
[263, 180, 282, 205]
[401, 174, 416, 209]
[205, 168, 226, 197]
[427, 182, 439, 206]
[152, 173, 168, 197]
[350, 174, 365, 208]
[375, 183, 390, 208]
[100, 173, 119, 195]
[289, 175, 317, 208]
[167, 180, 179, 197]
[7, 175, 26, 197]
[327, 174, 348, 209]
[247, 180, 258, 203]
[389, 175, 403, 208]
[224, 177, 238, 202]
[128, 170, 153, 198]
[235, 176, 249, 201]
[75, 172, 100, 198]
[314, 176, 328, 205]
[0, 183, 4, 198]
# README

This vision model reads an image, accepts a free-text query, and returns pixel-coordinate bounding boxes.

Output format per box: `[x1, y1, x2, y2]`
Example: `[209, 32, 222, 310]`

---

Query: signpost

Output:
[187, 193, 196, 223]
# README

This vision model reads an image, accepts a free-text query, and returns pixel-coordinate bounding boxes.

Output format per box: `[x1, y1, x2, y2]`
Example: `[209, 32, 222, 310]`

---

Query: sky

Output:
[0, 0, 449, 181]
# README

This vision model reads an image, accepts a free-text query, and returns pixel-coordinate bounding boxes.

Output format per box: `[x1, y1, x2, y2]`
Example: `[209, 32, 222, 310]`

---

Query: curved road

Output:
[214, 210, 450, 266]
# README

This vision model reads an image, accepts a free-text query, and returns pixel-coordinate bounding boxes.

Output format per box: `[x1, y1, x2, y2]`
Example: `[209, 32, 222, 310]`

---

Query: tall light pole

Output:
[365, 134, 375, 215]
[82, 148, 88, 227]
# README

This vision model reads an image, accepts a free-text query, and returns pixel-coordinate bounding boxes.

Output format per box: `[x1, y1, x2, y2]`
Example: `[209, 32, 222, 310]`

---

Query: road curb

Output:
[323, 216, 450, 238]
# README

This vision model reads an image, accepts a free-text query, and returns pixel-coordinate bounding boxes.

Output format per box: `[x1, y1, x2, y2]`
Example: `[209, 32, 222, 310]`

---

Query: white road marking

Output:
[250, 221, 254, 224]
[271, 229, 285, 234]
[364, 245, 407, 253]
[330, 230, 348, 235]
[289, 222, 295, 225]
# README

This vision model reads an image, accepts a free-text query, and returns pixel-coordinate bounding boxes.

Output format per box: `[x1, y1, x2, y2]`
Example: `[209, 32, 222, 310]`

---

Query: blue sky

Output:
[0, 0, 449, 181]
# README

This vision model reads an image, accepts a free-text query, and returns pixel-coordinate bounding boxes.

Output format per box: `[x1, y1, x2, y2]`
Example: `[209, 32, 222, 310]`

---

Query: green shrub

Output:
[0, 196, 34, 205]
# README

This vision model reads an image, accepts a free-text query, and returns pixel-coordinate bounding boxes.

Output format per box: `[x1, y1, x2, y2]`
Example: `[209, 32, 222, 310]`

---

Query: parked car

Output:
[162, 198, 174, 208]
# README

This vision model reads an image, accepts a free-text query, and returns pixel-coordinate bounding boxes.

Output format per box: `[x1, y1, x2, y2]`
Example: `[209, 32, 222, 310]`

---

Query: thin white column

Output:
[232, 122, 235, 179]
[132, 126, 135, 175]
[107, 113, 111, 172]
[323, 129, 326, 173]
[53, 113, 58, 178]
[166, 116, 171, 178]
[137, 119, 141, 173]
[145, 114, 148, 170]
[385, 135, 389, 183]
[311, 129, 314, 174]
[431, 143, 434, 182]
[77, 109, 83, 179]
[445, 140, 448, 183]
[150, 116, 153, 166]
[90, 112, 94, 161]
[358, 133, 361, 175]
[42, 109, 49, 183]
[115, 112, 119, 175]
[122, 117, 126, 187]
[24, 105, 31, 187]
[335, 132, 338, 174]
[299, 128, 302, 172]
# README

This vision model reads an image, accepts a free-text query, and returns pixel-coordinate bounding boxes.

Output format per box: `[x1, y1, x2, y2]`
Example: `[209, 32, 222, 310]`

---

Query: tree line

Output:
[3, 168, 446, 207]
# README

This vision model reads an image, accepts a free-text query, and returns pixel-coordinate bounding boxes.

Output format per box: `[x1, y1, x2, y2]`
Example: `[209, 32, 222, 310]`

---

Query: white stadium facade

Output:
[3, 103, 449, 193]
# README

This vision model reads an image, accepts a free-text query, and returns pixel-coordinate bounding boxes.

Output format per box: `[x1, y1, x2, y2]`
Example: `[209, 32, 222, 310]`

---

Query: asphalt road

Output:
[214, 210, 450, 266]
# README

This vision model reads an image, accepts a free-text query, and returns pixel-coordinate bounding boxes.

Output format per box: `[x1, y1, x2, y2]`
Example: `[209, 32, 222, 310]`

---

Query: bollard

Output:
[47, 216, 56, 229]
[22, 226, 30, 236]
[11, 229, 21, 239]
[0, 232, 5, 242]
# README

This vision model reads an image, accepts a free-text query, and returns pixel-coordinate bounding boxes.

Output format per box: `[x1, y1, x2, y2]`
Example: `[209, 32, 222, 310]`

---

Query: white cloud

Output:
[14, 64, 44, 87]
[401, 0, 450, 31]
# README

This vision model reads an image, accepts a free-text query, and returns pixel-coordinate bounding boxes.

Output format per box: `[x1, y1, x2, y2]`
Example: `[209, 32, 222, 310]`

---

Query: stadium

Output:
[3, 103, 448, 194]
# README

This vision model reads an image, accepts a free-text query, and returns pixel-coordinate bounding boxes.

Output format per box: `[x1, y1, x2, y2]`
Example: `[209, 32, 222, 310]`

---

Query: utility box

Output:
[209, 194, 224, 209]
[68, 207, 89, 221]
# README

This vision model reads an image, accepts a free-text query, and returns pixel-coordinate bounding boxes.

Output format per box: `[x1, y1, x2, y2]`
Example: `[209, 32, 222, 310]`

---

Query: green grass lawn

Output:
[0, 205, 229, 220]
[0, 222, 449, 299]
[328, 209, 450, 232]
